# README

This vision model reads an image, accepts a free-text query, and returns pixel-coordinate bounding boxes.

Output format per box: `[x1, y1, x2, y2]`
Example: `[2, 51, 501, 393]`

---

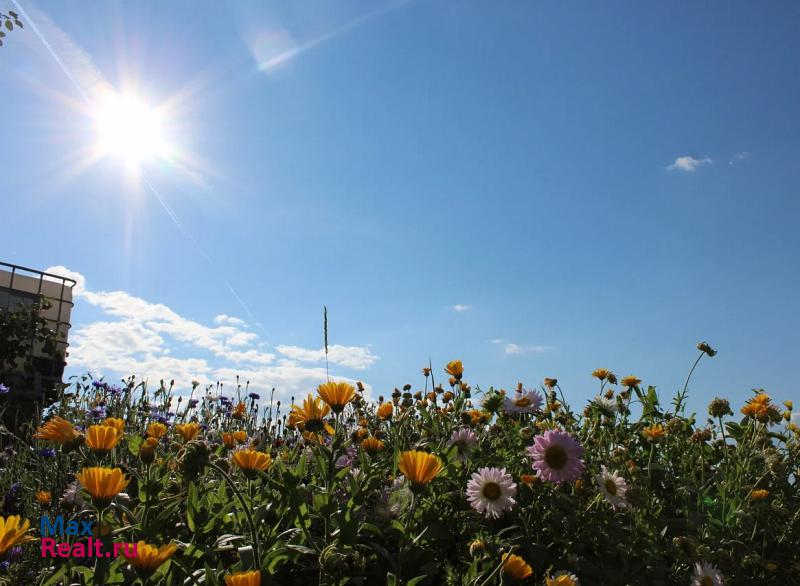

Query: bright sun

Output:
[93, 92, 169, 165]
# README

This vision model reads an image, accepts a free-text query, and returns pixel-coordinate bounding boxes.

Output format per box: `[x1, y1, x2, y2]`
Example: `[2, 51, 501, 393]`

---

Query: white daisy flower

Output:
[691, 561, 724, 586]
[503, 389, 544, 414]
[595, 465, 628, 509]
[592, 395, 618, 415]
[466, 467, 517, 519]
[546, 570, 580, 586]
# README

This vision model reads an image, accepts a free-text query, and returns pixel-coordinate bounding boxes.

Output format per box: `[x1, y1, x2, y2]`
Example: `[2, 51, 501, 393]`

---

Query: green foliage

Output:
[0, 10, 23, 47]
[0, 350, 798, 585]
[0, 296, 61, 380]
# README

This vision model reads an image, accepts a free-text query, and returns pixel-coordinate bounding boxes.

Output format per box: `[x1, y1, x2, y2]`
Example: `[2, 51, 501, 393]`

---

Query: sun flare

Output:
[92, 92, 170, 165]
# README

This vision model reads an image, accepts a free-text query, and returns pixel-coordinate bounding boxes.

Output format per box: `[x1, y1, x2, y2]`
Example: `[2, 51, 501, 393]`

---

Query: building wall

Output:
[0, 263, 75, 401]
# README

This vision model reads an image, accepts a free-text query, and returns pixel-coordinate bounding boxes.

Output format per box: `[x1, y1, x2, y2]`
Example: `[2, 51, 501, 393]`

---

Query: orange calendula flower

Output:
[0, 515, 36, 556]
[750, 489, 769, 501]
[225, 570, 261, 586]
[34, 416, 84, 449]
[140, 437, 159, 464]
[546, 571, 579, 586]
[591, 368, 612, 381]
[175, 422, 201, 442]
[75, 467, 130, 509]
[103, 417, 125, 432]
[231, 402, 247, 419]
[361, 437, 385, 453]
[86, 425, 122, 454]
[146, 422, 167, 439]
[232, 430, 248, 444]
[232, 449, 272, 477]
[544, 378, 558, 388]
[35, 491, 51, 508]
[642, 423, 665, 442]
[397, 450, 442, 486]
[444, 360, 464, 380]
[127, 541, 177, 573]
[741, 393, 774, 422]
[520, 474, 537, 487]
[501, 552, 533, 580]
[621, 376, 641, 388]
[377, 402, 394, 420]
[222, 433, 236, 449]
[290, 395, 333, 434]
[317, 381, 356, 413]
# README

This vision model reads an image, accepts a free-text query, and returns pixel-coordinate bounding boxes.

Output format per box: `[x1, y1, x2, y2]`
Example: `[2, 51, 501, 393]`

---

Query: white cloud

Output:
[44, 266, 377, 399]
[503, 343, 550, 355]
[489, 339, 504, 344]
[667, 155, 712, 172]
[276, 344, 378, 370]
[729, 151, 750, 165]
[451, 304, 471, 312]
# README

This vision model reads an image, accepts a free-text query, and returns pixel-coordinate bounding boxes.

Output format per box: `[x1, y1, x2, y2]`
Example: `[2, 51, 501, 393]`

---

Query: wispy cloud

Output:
[667, 155, 713, 172]
[44, 266, 377, 399]
[504, 343, 550, 355]
[729, 151, 750, 165]
[451, 304, 471, 312]
[489, 339, 549, 355]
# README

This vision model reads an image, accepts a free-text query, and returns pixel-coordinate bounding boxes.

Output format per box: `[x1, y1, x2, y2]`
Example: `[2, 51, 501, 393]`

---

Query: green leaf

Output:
[407, 576, 428, 586]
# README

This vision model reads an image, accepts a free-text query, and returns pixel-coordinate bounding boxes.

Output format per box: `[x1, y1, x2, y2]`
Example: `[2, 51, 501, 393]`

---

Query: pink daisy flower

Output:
[526, 429, 585, 484]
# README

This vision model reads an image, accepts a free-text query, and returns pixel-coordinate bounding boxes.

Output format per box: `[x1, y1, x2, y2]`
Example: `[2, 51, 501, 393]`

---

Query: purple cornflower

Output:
[39, 448, 57, 458]
[0, 384, 10, 395]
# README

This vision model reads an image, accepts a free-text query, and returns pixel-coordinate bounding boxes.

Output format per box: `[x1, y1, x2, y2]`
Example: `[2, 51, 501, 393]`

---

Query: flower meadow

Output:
[0, 345, 798, 585]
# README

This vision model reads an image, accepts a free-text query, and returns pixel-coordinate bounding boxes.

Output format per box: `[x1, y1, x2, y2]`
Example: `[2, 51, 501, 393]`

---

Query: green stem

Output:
[208, 462, 261, 566]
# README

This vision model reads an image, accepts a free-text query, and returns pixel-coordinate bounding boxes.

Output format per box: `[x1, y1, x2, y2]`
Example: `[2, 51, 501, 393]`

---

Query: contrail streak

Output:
[13, 0, 261, 328]
[10, 0, 88, 101]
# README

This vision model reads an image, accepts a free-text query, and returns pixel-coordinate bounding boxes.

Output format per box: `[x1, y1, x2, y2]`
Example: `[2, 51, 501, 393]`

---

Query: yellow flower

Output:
[0, 515, 35, 556]
[146, 422, 168, 439]
[175, 422, 201, 442]
[783, 400, 793, 411]
[232, 449, 272, 477]
[591, 368, 612, 381]
[103, 417, 125, 432]
[501, 552, 533, 580]
[140, 437, 159, 464]
[317, 381, 356, 413]
[444, 360, 464, 380]
[520, 474, 537, 487]
[34, 416, 83, 449]
[697, 342, 717, 356]
[621, 376, 641, 388]
[233, 430, 248, 444]
[86, 425, 122, 454]
[128, 541, 177, 573]
[75, 467, 130, 509]
[397, 450, 442, 486]
[361, 437, 385, 453]
[377, 402, 394, 420]
[290, 395, 333, 434]
[35, 491, 51, 508]
[642, 423, 665, 442]
[750, 489, 769, 501]
[543, 378, 558, 388]
[225, 570, 261, 586]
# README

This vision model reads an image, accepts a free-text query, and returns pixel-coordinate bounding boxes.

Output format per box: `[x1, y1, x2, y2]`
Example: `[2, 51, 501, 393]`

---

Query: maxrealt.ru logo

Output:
[40, 515, 137, 558]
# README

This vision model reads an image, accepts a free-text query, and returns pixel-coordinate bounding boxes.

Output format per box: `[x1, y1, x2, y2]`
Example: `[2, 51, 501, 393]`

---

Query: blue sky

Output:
[1, 1, 798, 415]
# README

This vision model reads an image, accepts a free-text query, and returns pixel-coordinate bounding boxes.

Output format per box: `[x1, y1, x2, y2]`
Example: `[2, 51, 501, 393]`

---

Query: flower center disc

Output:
[482, 482, 502, 501]
[604, 478, 618, 496]
[700, 578, 713, 586]
[543, 445, 568, 470]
